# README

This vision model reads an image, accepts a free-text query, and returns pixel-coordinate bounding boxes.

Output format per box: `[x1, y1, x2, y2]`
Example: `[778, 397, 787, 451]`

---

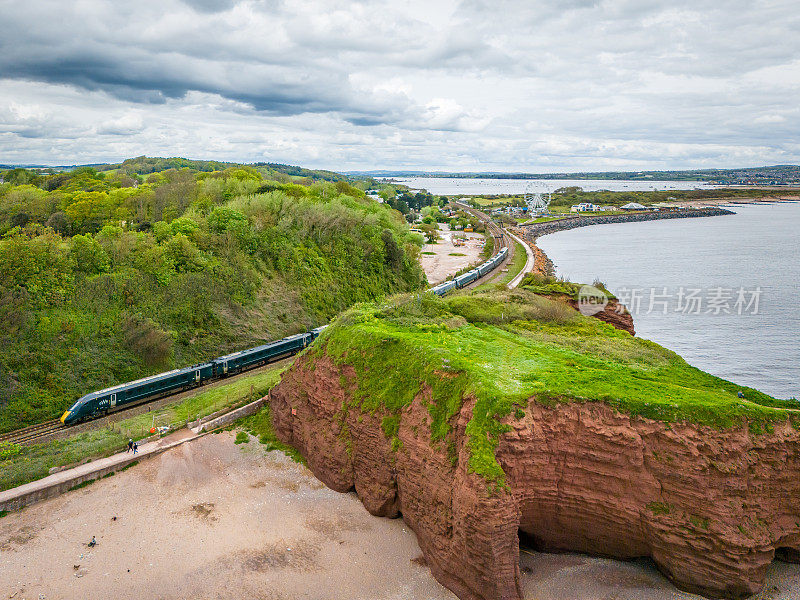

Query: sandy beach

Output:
[3, 432, 799, 600]
[0, 432, 452, 600]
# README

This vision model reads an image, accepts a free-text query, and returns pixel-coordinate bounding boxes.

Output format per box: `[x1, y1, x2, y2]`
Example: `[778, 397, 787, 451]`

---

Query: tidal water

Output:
[536, 202, 800, 400]
[392, 177, 718, 195]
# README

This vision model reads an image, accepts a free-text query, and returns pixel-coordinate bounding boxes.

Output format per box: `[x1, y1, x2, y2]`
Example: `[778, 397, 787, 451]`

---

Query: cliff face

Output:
[272, 352, 800, 600]
[558, 295, 635, 335]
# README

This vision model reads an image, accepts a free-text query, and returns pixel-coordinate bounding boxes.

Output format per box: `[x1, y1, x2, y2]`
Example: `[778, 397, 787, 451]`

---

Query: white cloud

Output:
[753, 114, 786, 124]
[96, 113, 145, 135]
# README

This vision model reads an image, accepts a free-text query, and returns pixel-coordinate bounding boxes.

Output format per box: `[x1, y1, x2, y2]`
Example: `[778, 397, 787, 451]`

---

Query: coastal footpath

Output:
[521, 207, 734, 240]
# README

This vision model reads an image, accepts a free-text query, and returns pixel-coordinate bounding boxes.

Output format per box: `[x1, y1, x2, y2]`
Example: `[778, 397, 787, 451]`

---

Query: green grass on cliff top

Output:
[313, 288, 798, 486]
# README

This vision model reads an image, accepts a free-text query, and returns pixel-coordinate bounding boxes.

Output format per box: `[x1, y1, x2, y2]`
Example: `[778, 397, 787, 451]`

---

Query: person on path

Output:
[133, 442, 138, 455]
[127, 439, 133, 453]
[88, 536, 96, 547]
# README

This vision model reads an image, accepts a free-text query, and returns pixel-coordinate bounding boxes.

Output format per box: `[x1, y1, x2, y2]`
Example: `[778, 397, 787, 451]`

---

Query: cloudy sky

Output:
[1, 0, 798, 171]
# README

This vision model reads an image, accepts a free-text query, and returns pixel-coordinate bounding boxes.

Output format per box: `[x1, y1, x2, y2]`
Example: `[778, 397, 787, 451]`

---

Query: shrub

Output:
[121, 313, 174, 367]
[0, 441, 22, 460]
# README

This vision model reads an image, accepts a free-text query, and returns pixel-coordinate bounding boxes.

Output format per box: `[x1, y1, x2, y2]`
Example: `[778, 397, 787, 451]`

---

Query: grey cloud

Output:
[181, 0, 237, 12]
[0, 0, 799, 169]
[0, 1, 423, 125]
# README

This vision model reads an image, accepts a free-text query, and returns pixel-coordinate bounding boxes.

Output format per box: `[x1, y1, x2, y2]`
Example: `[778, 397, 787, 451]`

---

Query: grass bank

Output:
[473, 237, 527, 291]
[313, 290, 798, 487]
[0, 364, 287, 492]
[235, 402, 305, 464]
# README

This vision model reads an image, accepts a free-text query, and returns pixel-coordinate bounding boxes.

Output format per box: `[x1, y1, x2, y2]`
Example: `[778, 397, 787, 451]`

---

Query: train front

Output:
[60, 395, 90, 425]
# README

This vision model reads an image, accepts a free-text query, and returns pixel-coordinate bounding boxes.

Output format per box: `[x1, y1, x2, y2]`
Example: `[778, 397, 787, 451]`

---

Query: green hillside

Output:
[0, 162, 425, 432]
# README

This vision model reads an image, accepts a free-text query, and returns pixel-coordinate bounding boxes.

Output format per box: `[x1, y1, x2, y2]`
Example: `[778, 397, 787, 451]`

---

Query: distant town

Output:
[348, 164, 800, 186]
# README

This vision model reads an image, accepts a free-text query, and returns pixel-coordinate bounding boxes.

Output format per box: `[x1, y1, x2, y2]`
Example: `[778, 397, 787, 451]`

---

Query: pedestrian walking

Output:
[133, 442, 138, 455]
[127, 439, 133, 453]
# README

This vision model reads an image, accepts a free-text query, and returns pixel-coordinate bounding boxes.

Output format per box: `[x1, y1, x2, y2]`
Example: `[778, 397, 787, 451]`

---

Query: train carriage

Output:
[212, 333, 310, 376]
[454, 269, 479, 288]
[61, 363, 214, 424]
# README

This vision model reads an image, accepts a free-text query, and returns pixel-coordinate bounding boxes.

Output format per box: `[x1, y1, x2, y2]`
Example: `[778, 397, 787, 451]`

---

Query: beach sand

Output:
[2, 432, 798, 600]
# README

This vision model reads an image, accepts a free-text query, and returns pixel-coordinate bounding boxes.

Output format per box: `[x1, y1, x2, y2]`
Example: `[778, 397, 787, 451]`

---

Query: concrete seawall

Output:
[522, 207, 734, 240]
[192, 396, 267, 433]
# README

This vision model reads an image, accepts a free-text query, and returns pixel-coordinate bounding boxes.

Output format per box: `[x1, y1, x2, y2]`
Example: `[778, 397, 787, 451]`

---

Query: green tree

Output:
[70, 234, 110, 275]
[165, 233, 207, 272]
[207, 206, 248, 233]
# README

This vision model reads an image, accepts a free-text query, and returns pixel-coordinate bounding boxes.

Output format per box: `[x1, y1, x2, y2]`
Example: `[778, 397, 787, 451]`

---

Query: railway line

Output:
[0, 419, 64, 446]
[0, 353, 298, 447]
[452, 201, 523, 289]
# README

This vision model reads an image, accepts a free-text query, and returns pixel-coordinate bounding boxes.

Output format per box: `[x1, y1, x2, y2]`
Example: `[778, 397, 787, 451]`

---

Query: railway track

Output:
[0, 419, 65, 446]
[451, 201, 513, 287]
[452, 201, 509, 253]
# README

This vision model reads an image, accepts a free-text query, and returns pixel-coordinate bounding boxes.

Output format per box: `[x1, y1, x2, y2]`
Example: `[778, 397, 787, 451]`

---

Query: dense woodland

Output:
[0, 159, 426, 432]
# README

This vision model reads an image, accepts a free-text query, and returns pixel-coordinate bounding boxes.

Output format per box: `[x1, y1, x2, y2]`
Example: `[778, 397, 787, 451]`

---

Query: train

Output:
[60, 326, 328, 425]
[429, 246, 508, 296]
[60, 224, 509, 426]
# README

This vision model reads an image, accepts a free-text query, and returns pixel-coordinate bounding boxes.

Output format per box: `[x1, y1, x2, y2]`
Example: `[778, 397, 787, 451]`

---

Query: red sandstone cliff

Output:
[271, 353, 800, 600]
[569, 296, 635, 335]
[534, 292, 635, 335]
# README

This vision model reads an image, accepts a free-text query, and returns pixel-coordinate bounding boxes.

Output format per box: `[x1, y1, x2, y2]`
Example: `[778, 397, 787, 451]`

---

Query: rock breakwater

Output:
[523, 207, 734, 240]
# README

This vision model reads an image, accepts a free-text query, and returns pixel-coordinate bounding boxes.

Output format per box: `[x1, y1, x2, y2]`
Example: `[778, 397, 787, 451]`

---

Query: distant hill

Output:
[1, 156, 347, 183]
[348, 165, 800, 185]
[106, 156, 347, 182]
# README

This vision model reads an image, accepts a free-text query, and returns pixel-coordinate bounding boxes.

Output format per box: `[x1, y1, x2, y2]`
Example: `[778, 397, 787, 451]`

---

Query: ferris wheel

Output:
[524, 183, 551, 215]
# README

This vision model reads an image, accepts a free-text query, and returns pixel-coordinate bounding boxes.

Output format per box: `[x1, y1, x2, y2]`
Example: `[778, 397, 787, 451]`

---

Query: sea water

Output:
[537, 202, 800, 399]
[391, 177, 718, 195]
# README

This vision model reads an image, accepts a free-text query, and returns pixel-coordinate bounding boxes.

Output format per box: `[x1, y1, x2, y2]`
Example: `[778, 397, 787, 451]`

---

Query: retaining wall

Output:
[193, 396, 267, 432]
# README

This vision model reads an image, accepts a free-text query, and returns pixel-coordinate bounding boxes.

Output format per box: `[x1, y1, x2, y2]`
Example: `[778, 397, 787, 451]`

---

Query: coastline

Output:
[519, 207, 735, 281]
[527, 202, 799, 400]
[661, 194, 800, 208]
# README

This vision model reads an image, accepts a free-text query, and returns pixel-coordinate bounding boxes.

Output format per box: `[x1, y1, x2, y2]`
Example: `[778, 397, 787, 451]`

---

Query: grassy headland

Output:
[312, 288, 798, 485]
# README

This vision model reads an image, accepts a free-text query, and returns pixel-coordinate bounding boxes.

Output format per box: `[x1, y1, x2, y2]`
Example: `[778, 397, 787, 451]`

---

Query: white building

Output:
[620, 202, 647, 211]
[570, 202, 601, 213]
